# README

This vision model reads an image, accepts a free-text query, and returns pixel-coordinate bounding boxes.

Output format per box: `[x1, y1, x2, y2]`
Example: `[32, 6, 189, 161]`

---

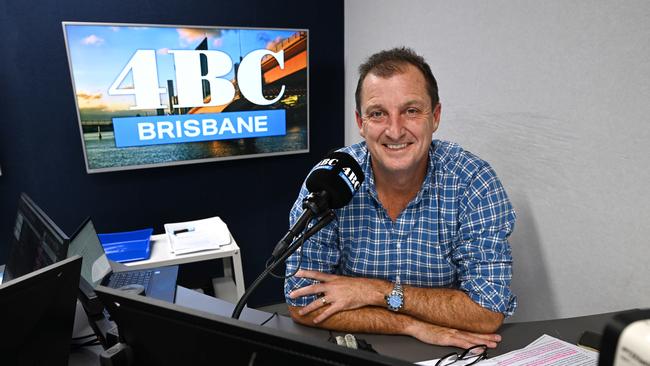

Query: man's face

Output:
[355, 64, 441, 178]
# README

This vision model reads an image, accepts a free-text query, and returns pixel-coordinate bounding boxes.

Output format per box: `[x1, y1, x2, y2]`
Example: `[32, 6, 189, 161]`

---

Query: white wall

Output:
[345, 0, 650, 322]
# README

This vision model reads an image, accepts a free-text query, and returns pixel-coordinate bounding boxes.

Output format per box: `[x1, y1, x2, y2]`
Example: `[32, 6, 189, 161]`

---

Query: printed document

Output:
[417, 334, 598, 366]
[164, 216, 231, 255]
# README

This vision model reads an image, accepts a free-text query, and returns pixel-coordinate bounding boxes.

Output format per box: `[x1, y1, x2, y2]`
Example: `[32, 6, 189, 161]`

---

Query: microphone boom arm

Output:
[231, 210, 336, 319]
[271, 191, 329, 261]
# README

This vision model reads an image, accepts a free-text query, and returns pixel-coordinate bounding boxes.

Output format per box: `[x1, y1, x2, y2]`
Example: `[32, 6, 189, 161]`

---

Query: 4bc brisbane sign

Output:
[62, 22, 309, 173]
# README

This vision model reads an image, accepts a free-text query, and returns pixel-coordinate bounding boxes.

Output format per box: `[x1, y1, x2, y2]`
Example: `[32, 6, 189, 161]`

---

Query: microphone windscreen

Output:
[306, 151, 365, 209]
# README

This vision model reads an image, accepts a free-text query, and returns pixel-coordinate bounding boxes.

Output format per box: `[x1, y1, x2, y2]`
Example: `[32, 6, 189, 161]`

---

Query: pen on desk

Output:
[173, 227, 195, 235]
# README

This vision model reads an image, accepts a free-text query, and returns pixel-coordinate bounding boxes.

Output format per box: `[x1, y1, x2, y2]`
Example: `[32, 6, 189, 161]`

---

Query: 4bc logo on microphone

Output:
[310, 153, 363, 196]
[340, 167, 362, 191]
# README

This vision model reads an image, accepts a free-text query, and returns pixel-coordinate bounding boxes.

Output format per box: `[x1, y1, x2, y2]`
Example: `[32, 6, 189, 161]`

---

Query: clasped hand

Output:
[289, 269, 380, 323]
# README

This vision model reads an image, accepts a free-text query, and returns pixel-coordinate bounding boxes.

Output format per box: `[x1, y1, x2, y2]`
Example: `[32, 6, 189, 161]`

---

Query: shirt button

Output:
[396, 243, 401, 249]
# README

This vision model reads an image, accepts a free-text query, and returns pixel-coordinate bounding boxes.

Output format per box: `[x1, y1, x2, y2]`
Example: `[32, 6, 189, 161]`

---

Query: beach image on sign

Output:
[62, 22, 309, 173]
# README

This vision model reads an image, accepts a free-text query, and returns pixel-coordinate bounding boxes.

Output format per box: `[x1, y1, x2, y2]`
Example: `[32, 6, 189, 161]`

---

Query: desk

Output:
[173, 288, 627, 363]
[122, 233, 245, 303]
[68, 287, 631, 365]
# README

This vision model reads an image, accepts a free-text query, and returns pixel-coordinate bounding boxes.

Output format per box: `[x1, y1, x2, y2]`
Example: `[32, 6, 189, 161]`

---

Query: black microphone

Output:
[271, 151, 364, 260]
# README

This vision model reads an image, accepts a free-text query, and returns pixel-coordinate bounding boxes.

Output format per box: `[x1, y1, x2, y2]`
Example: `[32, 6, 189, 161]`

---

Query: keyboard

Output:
[108, 270, 153, 290]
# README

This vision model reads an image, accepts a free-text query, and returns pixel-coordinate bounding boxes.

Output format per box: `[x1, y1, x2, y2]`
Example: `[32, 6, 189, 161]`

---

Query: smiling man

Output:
[284, 47, 517, 348]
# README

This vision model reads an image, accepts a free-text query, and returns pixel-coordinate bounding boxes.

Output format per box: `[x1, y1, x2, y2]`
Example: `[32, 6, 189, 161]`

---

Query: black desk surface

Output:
[69, 286, 629, 365]
[261, 307, 624, 363]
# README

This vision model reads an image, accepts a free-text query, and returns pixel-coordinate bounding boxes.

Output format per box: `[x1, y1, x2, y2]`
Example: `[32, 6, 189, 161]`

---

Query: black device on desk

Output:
[95, 285, 414, 366]
[2, 192, 70, 283]
[599, 309, 650, 366]
[67, 217, 178, 303]
[0, 256, 82, 365]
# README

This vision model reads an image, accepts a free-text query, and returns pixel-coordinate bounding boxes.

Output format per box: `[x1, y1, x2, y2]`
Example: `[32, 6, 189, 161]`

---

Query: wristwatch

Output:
[385, 280, 404, 312]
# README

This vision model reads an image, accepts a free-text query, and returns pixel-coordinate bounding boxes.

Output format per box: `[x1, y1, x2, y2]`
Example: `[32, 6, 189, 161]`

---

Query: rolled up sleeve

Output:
[455, 165, 517, 317]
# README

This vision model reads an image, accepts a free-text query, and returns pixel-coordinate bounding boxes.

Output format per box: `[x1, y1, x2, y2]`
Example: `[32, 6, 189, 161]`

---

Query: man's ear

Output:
[355, 110, 366, 138]
[431, 103, 441, 132]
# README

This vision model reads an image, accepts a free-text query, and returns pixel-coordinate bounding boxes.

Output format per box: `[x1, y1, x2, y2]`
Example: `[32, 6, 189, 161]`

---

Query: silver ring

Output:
[321, 297, 327, 305]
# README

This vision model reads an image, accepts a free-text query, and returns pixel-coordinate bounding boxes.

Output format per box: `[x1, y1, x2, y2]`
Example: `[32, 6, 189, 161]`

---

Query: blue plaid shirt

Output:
[284, 140, 517, 316]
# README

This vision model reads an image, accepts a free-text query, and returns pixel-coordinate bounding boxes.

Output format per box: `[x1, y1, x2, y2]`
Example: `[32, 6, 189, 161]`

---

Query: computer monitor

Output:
[0, 255, 82, 365]
[95, 285, 413, 366]
[67, 216, 124, 348]
[2, 192, 70, 283]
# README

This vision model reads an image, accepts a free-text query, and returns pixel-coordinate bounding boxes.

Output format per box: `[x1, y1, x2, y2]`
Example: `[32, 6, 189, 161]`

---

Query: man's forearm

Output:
[287, 304, 503, 348]
[321, 276, 504, 333]
[288, 304, 411, 335]
[346, 278, 503, 333]
[400, 286, 504, 333]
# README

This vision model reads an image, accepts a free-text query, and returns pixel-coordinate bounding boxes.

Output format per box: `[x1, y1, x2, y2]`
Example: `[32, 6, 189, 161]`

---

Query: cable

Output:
[72, 333, 97, 341]
[259, 311, 278, 326]
[70, 337, 101, 350]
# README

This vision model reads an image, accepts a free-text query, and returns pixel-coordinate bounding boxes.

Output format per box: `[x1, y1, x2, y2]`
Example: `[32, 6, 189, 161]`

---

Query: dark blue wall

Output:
[0, 0, 344, 307]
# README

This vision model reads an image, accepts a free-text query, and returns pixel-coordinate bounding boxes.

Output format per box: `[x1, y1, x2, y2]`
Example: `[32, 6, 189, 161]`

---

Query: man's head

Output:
[354, 47, 439, 115]
[354, 47, 441, 180]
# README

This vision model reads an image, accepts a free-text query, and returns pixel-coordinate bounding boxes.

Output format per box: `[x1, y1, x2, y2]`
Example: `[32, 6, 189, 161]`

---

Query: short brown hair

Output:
[354, 47, 439, 113]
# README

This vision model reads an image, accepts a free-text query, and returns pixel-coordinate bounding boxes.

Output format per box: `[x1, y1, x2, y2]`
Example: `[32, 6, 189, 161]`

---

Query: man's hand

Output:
[288, 270, 388, 323]
[406, 321, 502, 349]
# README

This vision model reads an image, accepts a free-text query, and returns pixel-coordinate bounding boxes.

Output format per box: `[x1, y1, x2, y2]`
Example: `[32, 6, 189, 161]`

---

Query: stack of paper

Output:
[485, 334, 598, 365]
[164, 216, 231, 255]
[417, 334, 598, 366]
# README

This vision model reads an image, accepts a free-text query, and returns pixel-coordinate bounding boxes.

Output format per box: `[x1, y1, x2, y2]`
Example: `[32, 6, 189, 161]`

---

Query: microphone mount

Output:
[302, 191, 330, 216]
[271, 191, 329, 261]
[231, 209, 336, 319]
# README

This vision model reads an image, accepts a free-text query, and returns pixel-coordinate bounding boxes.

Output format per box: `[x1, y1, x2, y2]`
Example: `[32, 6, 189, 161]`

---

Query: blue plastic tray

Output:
[97, 228, 153, 263]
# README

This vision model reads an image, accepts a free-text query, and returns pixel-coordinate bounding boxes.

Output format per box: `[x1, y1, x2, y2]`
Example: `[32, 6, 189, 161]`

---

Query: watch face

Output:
[388, 294, 402, 308]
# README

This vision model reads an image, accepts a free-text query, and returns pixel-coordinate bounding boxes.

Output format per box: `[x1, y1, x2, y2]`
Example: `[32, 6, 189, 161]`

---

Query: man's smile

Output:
[383, 142, 411, 150]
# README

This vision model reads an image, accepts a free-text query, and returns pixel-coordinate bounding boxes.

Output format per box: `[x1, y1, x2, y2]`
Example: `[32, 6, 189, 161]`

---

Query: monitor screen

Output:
[3, 193, 70, 283]
[62, 22, 309, 173]
[67, 217, 111, 289]
[0, 256, 82, 365]
[96, 285, 413, 366]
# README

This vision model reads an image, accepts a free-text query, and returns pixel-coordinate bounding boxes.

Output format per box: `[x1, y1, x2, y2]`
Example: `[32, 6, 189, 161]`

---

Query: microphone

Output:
[271, 151, 364, 260]
[305, 151, 364, 209]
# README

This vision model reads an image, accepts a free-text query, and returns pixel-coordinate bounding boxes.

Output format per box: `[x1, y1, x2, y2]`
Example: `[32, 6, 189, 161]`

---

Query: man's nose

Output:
[384, 113, 406, 139]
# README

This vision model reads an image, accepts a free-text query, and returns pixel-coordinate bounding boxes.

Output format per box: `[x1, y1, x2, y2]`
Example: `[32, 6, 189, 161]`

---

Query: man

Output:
[284, 47, 516, 349]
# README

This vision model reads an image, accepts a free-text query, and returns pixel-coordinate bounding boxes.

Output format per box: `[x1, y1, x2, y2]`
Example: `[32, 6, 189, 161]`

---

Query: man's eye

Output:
[406, 108, 420, 116]
[365, 111, 386, 121]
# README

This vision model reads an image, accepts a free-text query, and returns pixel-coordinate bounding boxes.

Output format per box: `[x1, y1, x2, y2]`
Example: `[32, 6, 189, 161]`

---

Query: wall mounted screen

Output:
[62, 22, 309, 173]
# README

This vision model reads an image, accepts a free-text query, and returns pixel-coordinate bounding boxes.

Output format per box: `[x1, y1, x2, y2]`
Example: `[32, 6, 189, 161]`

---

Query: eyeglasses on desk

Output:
[435, 344, 488, 366]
